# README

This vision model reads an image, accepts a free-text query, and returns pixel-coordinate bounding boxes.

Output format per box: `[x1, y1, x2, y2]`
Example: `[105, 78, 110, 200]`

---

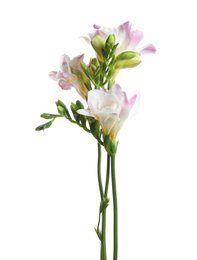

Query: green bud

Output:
[106, 34, 115, 48]
[35, 119, 54, 131]
[80, 61, 93, 80]
[70, 67, 89, 84]
[111, 43, 119, 56]
[116, 51, 137, 61]
[76, 100, 84, 109]
[107, 68, 115, 80]
[91, 35, 106, 58]
[40, 113, 57, 119]
[104, 134, 118, 155]
[90, 64, 97, 71]
[109, 55, 117, 67]
[71, 102, 80, 123]
[90, 120, 101, 141]
[91, 58, 99, 67]
[57, 105, 65, 115]
[114, 58, 141, 70]
[56, 100, 71, 118]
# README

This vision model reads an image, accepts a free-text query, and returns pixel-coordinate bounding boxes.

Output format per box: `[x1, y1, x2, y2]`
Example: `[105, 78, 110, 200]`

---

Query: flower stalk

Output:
[111, 154, 118, 260]
[36, 21, 156, 260]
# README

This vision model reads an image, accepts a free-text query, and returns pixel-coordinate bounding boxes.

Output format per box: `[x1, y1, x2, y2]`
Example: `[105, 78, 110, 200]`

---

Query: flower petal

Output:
[116, 21, 132, 55]
[101, 113, 119, 135]
[48, 71, 63, 81]
[59, 79, 72, 90]
[60, 54, 71, 72]
[130, 30, 143, 51]
[69, 54, 84, 71]
[93, 24, 101, 29]
[77, 109, 94, 117]
[137, 44, 157, 54]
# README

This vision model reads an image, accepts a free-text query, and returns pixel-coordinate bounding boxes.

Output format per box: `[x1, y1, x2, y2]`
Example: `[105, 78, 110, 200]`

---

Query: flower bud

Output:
[105, 34, 115, 51]
[57, 105, 65, 115]
[114, 58, 141, 69]
[116, 51, 137, 61]
[56, 100, 71, 118]
[91, 35, 106, 58]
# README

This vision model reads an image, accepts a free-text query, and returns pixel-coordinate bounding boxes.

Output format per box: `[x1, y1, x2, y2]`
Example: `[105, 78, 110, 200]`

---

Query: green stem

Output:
[97, 143, 104, 200]
[101, 154, 110, 260]
[111, 155, 118, 260]
[97, 143, 104, 260]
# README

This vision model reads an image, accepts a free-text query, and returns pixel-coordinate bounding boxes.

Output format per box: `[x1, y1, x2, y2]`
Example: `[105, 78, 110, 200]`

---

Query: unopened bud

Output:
[114, 58, 141, 69]
[105, 34, 115, 50]
[57, 105, 65, 115]
[116, 51, 137, 61]
[91, 35, 106, 58]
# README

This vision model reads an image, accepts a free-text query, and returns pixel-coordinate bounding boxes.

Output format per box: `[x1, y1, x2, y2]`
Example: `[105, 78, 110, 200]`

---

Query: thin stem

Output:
[97, 143, 104, 260]
[111, 155, 118, 260]
[101, 154, 110, 260]
[104, 154, 110, 197]
[97, 143, 104, 199]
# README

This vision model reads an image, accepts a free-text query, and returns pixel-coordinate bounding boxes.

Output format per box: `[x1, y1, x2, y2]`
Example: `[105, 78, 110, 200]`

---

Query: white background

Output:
[0, 0, 197, 259]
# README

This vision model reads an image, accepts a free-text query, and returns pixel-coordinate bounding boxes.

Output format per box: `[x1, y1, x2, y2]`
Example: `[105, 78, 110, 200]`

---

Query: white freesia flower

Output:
[77, 84, 138, 141]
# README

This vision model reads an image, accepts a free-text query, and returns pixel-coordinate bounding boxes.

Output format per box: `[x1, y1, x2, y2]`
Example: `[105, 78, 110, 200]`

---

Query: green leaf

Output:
[94, 228, 102, 241]
[100, 197, 110, 213]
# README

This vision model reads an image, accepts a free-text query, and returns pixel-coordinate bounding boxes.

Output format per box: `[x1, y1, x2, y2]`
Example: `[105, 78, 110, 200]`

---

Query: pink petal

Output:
[93, 24, 101, 29]
[130, 30, 143, 51]
[59, 79, 72, 90]
[60, 54, 71, 72]
[116, 21, 132, 55]
[48, 71, 63, 81]
[129, 94, 138, 107]
[137, 44, 157, 54]
[69, 54, 84, 71]
[129, 93, 140, 117]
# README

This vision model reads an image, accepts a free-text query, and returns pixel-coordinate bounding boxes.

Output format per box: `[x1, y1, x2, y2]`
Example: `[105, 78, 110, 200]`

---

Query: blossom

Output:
[82, 21, 156, 56]
[77, 84, 138, 141]
[49, 54, 88, 99]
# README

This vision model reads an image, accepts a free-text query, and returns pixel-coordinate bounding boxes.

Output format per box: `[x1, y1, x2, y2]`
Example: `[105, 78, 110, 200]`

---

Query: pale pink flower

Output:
[49, 54, 88, 99]
[83, 21, 156, 56]
[77, 84, 139, 141]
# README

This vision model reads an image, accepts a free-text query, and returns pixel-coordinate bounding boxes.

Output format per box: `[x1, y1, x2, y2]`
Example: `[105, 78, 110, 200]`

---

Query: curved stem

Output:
[111, 155, 118, 260]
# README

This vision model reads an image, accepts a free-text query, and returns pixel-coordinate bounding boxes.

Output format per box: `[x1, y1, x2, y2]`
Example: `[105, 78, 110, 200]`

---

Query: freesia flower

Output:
[49, 54, 88, 99]
[82, 21, 156, 56]
[77, 84, 138, 141]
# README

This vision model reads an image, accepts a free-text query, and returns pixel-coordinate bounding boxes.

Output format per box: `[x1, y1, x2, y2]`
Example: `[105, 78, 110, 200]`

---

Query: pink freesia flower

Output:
[49, 54, 88, 99]
[82, 21, 156, 56]
[77, 84, 139, 141]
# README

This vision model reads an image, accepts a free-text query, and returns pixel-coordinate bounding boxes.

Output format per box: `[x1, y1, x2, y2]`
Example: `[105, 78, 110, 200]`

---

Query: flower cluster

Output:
[36, 21, 156, 155]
